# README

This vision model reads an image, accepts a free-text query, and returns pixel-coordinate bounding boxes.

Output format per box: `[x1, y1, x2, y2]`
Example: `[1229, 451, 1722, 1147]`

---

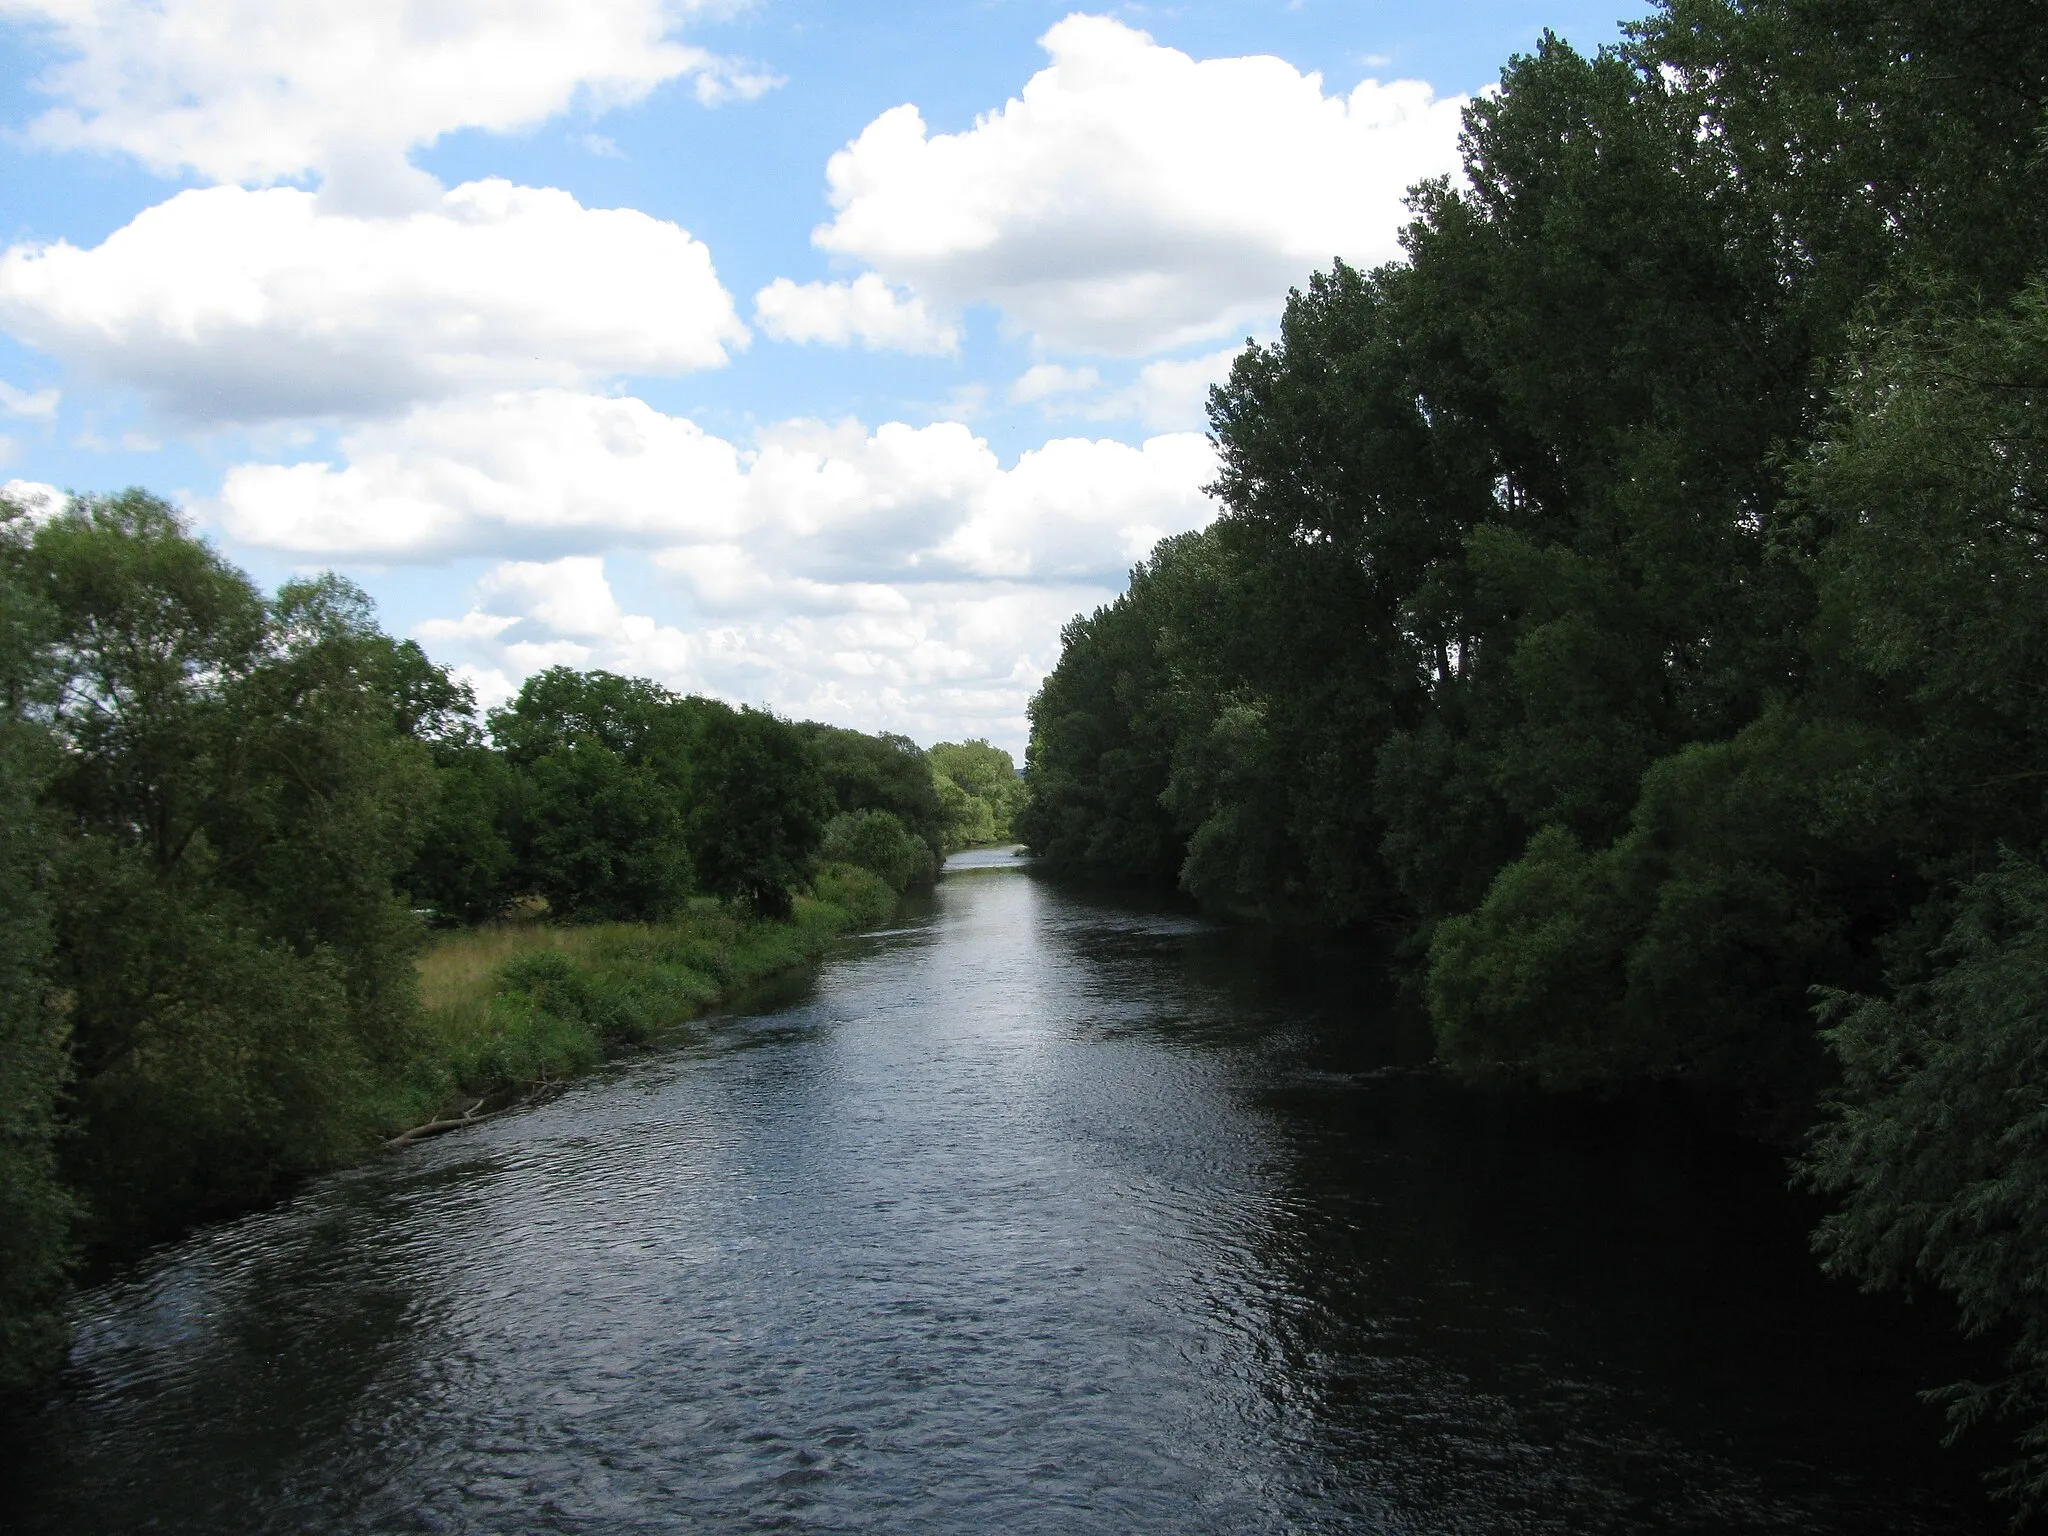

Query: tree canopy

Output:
[1020, 0, 2048, 1502]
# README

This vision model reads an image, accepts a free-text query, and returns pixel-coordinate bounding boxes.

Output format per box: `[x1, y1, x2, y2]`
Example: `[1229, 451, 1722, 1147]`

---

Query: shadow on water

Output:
[3, 856, 2006, 1534]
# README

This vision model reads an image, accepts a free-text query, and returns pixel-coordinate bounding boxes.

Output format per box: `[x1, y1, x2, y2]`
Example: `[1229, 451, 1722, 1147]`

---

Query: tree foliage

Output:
[929, 738, 1027, 849]
[802, 723, 949, 865]
[819, 809, 934, 893]
[0, 500, 73, 1390]
[1019, 0, 2048, 1499]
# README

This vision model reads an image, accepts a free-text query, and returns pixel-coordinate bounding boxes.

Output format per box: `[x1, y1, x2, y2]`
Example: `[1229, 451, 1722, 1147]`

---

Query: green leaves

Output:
[929, 737, 1026, 849]
[1807, 855, 2048, 1512]
[680, 702, 830, 918]
[819, 809, 933, 893]
[0, 497, 74, 1391]
[1023, 1, 2048, 1496]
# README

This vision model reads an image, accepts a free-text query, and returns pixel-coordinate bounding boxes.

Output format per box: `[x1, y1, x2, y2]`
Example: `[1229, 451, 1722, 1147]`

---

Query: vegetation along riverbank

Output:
[1017, 0, 2048, 1514]
[0, 489, 1025, 1391]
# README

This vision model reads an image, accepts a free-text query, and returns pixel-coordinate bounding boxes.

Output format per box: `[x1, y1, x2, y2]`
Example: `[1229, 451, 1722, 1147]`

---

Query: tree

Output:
[801, 723, 948, 864]
[28, 495, 437, 1242]
[1016, 533, 1198, 884]
[819, 809, 933, 893]
[1806, 856, 2048, 1515]
[930, 738, 1027, 847]
[683, 703, 830, 918]
[0, 496, 74, 1389]
[490, 669, 694, 922]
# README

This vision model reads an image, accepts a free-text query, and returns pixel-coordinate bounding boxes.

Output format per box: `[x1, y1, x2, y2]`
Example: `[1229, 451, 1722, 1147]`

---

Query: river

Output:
[4, 849, 1998, 1532]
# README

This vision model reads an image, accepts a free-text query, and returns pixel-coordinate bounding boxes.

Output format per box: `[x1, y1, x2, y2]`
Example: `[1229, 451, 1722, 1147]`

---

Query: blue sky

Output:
[0, 0, 1643, 754]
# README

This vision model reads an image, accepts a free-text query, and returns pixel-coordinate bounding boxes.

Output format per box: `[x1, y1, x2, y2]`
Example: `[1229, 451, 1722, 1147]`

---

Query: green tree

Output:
[1016, 533, 1198, 885]
[28, 494, 436, 1241]
[1806, 856, 2048, 1515]
[930, 738, 1027, 847]
[405, 739, 519, 925]
[491, 669, 694, 922]
[819, 808, 933, 893]
[683, 702, 830, 918]
[0, 497, 74, 1390]
[801, 723, 948, 864]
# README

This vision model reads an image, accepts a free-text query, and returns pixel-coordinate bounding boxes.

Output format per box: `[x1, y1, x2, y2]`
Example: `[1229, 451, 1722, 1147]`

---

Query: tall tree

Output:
[0, 497, 74, 1389]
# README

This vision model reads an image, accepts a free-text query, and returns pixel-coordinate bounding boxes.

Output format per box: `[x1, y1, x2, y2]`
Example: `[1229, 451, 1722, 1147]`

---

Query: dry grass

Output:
[417, 922, 600, 1017]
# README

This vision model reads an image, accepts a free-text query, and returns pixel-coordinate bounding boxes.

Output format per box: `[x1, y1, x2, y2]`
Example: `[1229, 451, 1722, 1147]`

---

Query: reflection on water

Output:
[5, 851, 1996, 1532]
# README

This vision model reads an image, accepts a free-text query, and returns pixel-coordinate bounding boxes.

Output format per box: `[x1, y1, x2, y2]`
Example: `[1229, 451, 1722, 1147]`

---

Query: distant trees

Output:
[801, 723, 949, 862]
[1019, 0, 2048, 1502]
[930, 738, 1026, 847]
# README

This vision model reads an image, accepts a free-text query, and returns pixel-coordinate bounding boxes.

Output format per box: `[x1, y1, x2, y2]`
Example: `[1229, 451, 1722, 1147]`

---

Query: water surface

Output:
[6, 850, 1994, 1532]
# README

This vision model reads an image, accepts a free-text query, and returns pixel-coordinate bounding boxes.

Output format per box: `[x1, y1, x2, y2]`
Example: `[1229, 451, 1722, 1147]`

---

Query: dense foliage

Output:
[1020, 0, 2048, 1502]
[0, 492, 975, 1389]
[930, 738, 1027, 847]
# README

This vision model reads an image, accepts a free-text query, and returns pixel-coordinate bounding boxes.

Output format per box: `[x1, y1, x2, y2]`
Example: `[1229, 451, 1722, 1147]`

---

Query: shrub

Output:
[819, 809, 934, 892]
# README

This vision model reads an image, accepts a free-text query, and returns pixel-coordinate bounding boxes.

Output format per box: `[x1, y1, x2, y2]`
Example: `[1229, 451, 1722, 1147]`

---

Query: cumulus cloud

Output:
[215, 390, 748, 556]
[416, 554, 1106, 750]
[813, 14, 1466, 354]
[753, 273, 959, 355]
[0, 181, 746, 423]
[1010, 363, 1100, 405]
[1101, 346, 1241, 431]
[0, 380, 60, 419]
[218, 388, 1214, 580]
[1016, 343, 1242, 432]
[213, 388, 1219, 746]
[2, 0, 771, 203]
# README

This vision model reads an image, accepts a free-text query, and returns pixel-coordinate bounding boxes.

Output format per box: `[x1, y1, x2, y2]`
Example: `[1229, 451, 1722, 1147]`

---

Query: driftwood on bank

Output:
[384, 1098, 501, 1150]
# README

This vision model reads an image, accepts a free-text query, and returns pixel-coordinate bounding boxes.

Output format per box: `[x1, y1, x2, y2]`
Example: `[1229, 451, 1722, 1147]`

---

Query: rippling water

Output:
[5, 850, 1996, 1532]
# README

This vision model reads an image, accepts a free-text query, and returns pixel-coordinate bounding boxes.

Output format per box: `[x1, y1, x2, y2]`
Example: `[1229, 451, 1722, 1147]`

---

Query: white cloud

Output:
[1009, 363, 1100, 405]
[753, 273, 959, 355]
[926, 430, 1214, 578]
[213, 387, 1220, 748]
[219, 389, 1215, 581]
[214, 390, 748, 556]
[417, 554, 1107, 752]
[3, 0, 768, 204]
[1100, 346, 1240, 431]
[1016, 343, 1242, 432]
[0, 380, 60, 419]
[813, 14, 1466, 354]
[0, 181, 745, 423]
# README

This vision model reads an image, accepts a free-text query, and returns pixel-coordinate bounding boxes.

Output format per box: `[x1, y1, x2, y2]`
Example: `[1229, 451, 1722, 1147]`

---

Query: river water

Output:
[6, 850, 1998, 1533]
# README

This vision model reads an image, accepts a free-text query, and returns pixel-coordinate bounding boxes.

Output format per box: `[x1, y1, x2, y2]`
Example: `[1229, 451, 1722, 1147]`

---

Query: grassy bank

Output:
[385, 863, 896, 1134]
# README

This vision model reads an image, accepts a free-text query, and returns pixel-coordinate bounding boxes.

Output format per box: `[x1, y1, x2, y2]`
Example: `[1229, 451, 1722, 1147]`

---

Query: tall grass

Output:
[394, 864, 896, 1125]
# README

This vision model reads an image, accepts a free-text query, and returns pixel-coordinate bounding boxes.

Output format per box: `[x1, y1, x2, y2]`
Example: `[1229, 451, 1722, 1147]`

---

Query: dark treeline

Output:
[1019, 0, 2048, 1507]
[0, 490, 1020, 1392]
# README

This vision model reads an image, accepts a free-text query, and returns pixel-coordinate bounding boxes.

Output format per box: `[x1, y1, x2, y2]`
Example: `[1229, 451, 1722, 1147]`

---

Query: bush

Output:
[819, 809, 934, 892]
[810, 863, 897, 930]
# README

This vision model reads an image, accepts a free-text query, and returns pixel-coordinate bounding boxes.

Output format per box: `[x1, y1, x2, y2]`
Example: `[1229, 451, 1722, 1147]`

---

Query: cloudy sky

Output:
[0, 0, 1635, 754]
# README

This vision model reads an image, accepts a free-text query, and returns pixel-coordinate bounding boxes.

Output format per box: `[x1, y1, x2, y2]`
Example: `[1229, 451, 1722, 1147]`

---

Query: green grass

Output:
[391, 863, 897, 1127]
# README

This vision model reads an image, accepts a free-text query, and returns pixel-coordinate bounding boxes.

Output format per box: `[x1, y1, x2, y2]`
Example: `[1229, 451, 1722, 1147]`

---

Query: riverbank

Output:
[385, 862, 898, 1139]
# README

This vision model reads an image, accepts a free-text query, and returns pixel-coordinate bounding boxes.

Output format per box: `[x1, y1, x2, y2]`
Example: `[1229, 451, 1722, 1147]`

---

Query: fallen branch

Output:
[385, 1098, 499, 1150]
